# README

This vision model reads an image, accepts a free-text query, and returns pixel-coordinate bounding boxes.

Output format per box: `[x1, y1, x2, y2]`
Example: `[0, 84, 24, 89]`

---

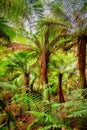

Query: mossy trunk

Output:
[58, 73, 65, 103]
[39, 48, 49, 85]
[39, 48, 50, 101]
[77, 35, 87, 89]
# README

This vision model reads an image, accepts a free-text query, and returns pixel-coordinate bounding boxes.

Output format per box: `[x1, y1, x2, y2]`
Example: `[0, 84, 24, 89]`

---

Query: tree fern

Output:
[11, 92, 42, 111]
[63, 89, 87, 118]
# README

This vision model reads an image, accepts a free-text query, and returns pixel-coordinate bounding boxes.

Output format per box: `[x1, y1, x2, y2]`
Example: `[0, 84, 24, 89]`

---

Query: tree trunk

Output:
[24, 73, 30, 93]
[77, 35, 87, 89]
[39, 48, 49, 85]
[58, 73, 65, 103]
[39, 48, 50, 101]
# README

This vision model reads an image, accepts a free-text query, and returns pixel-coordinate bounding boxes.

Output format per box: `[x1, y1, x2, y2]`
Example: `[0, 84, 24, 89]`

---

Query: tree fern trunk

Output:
[77, 35, 87, 89]
[39, 48, 48, 85]
[24, 73, 30, 93]
[39, 48, 50, 101]
[58, 73, 65, 103]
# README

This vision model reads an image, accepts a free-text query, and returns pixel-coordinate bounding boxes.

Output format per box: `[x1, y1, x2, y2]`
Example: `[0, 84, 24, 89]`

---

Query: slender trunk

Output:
[58, 73, 65, 103]
[77, 35, 87, 89]
[24, 73, 30, 93]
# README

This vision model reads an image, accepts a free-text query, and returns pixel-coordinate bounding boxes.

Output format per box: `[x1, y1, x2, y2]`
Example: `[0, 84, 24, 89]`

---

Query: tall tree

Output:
[50, 0, 87, 89]
[28, 23, 68, 86]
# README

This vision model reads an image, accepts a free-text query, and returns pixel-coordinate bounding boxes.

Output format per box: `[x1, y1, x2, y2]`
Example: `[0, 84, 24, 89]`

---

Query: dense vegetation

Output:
[0, 0, 87, 130]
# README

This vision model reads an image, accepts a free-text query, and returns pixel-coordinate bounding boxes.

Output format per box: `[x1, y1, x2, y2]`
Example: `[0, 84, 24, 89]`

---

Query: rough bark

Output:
[77, 35, 87, 89]
[39, 48, 50, 101]
[58, 73, 65, 103]
[39, 48, 49, 85]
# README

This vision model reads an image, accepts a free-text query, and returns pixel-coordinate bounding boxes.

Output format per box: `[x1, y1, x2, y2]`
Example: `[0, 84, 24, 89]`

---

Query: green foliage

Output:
[0, 81, 17, 91]
[11, 92, 42, 111]
[0, 0, 87, 130]
[0, 0, 44, 30]
[0, 0, 30, 22]
[65, 89, 87, 118]
[5, 51, 37, 85]
[0, 17, 15, 42]
[28, 0, 44, 15]
[27, 99, 71, 130]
